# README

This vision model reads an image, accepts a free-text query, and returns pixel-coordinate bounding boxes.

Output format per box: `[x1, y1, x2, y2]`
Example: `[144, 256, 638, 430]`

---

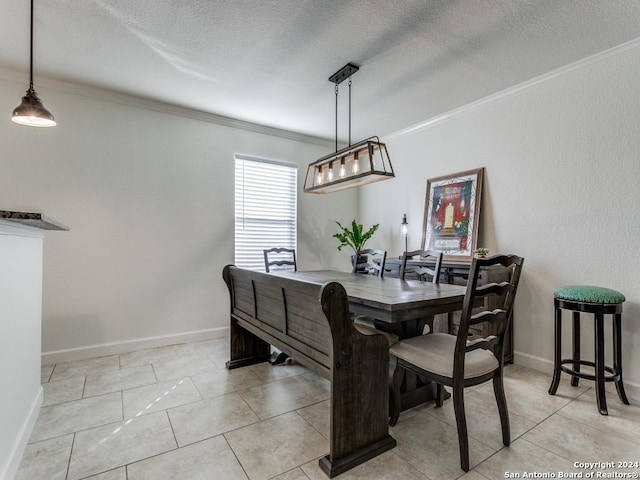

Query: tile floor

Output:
[15, 337, 640, 480]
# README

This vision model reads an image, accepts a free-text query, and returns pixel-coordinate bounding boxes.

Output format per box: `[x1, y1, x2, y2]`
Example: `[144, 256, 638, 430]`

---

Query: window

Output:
[234, 155, 297, 270]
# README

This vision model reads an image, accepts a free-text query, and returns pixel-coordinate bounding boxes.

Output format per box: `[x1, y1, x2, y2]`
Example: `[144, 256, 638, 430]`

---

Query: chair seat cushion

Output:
[554, 285, 625, 304]
[353, 316, 399, 346]
[389, 333, 499, 379]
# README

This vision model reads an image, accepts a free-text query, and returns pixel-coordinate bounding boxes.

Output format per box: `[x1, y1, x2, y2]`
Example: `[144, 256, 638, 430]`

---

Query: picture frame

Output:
[421, 167, 484, 263]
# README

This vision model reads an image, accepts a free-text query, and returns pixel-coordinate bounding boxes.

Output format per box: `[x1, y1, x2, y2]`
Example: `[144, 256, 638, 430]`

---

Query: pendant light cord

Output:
[29, 0, 34, 91]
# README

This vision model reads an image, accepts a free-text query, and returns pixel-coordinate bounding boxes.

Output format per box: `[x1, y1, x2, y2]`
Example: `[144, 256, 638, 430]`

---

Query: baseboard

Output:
[41, 327, 230, 365]
[0, 386, 43, 480]
[513, 350, 555, 374]
[514, 350, 640, 402]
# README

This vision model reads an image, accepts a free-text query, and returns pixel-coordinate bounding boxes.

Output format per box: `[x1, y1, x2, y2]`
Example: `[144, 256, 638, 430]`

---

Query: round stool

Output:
[548, 285, 629, 415]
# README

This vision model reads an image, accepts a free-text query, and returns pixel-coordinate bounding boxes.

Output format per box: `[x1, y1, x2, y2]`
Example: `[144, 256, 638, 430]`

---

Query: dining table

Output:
[271, 269, 468, 410]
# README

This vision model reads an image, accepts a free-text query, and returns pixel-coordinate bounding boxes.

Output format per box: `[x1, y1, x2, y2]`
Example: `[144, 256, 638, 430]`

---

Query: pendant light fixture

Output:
[11, 0, 56, 127]
[303, 63, 394, 194]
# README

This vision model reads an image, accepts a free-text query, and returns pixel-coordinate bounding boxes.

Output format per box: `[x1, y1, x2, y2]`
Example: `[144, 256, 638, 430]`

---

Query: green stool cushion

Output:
[554, 285, 625, 304]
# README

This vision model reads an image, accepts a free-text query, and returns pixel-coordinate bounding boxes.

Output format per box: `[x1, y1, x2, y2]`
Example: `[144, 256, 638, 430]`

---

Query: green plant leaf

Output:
[333, 220, 379, 254]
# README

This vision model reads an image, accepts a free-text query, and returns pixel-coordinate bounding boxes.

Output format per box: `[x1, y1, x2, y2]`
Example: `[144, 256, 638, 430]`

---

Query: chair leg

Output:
[571, 311, 581, 387]
[549, 306, 562, 395]
[436, 383, 445, 407]
[493, 373, 511, 446]
[594, 312, 608, 415]
[612, 313, 630, 405]
[389, 356, 402, 426]
[452, 382, 470, 472]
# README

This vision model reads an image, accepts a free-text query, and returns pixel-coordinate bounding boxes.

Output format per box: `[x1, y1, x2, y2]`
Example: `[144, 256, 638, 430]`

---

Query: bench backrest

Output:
[223, 265, 352, 378]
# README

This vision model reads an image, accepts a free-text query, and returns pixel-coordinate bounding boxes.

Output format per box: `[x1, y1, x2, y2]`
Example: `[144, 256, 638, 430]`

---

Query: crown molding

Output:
[386, 36, 640, 140]
[0, 66, 334, 148]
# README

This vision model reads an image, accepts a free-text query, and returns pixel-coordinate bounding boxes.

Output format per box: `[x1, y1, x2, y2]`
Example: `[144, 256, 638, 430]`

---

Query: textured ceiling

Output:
[1, 0, 639, 141]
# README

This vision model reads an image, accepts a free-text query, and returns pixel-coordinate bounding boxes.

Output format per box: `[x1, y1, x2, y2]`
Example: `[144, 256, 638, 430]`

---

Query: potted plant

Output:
[333, 220, 379, 271]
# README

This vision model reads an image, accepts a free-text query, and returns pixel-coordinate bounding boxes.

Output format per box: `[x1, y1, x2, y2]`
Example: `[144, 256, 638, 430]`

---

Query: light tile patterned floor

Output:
[16, 337, 640, 480]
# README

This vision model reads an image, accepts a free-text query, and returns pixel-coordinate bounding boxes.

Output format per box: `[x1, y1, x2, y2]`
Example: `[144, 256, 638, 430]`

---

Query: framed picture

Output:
[421, 168, 484, 263]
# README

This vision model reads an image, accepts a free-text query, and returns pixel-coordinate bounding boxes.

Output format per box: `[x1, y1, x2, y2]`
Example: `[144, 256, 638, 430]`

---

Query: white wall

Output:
[0, 223, 44, 480]
[0, 70, 357, 358]
[360, 43, 640, 392]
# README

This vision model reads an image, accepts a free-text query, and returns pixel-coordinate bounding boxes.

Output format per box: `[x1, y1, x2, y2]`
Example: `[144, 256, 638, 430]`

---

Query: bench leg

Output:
[320, 335, 396, 477]
[226, 318, 270, 369]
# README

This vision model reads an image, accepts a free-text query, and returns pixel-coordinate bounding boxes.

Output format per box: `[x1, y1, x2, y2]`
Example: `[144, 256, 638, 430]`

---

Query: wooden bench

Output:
[222, 265, 396, 477]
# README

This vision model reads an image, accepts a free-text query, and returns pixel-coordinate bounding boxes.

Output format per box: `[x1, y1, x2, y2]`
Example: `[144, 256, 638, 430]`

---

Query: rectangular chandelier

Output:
[303, 63, 395, 194]
[303, 137, 395, 194]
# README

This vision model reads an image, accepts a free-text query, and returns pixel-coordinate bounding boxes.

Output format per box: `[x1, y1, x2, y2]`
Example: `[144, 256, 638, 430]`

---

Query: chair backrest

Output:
[455, 254, 524, 366]
[263, 247, 297, 273]
[353, 248, 387, 278]
[400, 249, 443, 283]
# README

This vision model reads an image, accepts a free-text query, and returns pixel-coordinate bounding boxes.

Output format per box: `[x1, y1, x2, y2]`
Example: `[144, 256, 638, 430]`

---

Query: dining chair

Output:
[351, 248, 399, 345]
[399, 249, 443, 334]
[352, 248, 387, 277]
[400, 249, 443, 283]
[263, 247, 297, 364]
[388, 254, 524, 472]
[263, 247, 297, 273]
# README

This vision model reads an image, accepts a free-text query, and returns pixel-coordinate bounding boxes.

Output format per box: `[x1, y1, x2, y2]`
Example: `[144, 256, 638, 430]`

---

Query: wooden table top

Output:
[271, 270, 467, 323]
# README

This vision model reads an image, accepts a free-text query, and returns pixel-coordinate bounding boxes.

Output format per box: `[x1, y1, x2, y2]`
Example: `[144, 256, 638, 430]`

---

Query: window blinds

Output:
[234, 156, 297, 270]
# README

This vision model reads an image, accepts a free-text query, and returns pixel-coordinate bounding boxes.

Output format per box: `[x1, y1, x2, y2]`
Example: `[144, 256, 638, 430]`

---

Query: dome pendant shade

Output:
[12, 88, 56, 127]
[10, 0, 56, 127]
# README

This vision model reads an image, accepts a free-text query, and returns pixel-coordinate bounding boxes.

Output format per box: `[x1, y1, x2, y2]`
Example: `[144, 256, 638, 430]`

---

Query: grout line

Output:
[48, 363, 58, 383]
[295, 405, 329, 442]
[165, 406, 180, 448]
[162, 410, 179, 450]
[81, 375, 87, 399]
[222, 433, 251, 480]
[150, 362, 159, 384]
[65, 432, 75, 480]
[387, 450, 432, 480]
[268, 466, 313, 480]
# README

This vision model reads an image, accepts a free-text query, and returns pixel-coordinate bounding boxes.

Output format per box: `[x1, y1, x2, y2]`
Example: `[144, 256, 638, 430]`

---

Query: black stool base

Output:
[549, 298, 629, 415]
